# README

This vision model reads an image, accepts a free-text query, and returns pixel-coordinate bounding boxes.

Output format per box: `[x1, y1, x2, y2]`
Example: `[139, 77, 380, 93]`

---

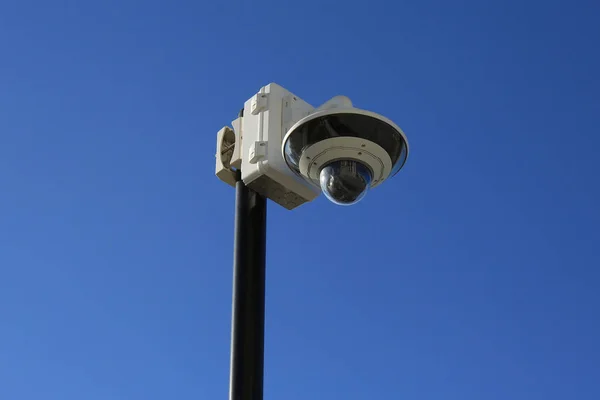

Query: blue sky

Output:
[1, 1, 599, 399]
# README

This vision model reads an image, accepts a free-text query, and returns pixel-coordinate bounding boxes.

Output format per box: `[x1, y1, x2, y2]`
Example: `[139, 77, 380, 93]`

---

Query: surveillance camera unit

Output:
[215, 83, 409, 210]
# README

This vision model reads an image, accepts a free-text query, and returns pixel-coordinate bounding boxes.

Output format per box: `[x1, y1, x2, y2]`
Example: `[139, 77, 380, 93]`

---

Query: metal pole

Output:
[229, 170, 267, 400]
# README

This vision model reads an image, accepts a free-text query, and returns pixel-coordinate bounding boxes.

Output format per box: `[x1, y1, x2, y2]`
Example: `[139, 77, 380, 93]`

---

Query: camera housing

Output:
[282, 103, 409, 206]
[215, 83, 409, 209]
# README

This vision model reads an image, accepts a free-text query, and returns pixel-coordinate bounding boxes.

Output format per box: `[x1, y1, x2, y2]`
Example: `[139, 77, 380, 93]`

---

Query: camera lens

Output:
[319, 160, 372, 206]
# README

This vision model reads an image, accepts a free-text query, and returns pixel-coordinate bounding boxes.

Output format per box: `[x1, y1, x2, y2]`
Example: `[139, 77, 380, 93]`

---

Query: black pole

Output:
[229, 170, 267, 400]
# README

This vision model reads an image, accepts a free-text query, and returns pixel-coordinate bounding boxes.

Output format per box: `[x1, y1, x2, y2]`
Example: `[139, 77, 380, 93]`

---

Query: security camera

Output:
[215, 83, 409, 210]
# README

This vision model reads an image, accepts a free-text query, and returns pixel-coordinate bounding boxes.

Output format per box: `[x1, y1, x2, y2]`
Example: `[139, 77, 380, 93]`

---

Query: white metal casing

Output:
[298, 136, 393, 188]
[241, 83, 320, 210]
[282, 107, 410, 185]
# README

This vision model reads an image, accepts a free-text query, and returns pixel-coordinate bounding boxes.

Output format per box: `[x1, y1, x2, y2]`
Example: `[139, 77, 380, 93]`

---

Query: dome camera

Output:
[282, 98, 409, 206]
[215, 83, 409, 210]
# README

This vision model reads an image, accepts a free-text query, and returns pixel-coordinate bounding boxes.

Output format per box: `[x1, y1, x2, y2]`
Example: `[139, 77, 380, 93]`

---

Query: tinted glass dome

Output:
[319, 160, 372, 206]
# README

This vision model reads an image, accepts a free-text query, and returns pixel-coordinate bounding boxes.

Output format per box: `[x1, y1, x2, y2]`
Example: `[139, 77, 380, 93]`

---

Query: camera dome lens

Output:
[319, 160, 372, 206]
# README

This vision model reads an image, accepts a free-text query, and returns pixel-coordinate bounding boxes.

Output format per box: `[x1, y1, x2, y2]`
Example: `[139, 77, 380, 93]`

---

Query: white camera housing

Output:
[215, 83, 409, 210]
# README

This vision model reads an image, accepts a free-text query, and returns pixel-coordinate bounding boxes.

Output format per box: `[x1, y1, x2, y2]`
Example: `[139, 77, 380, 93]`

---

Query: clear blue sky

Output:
[1, 1, 599, 399]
